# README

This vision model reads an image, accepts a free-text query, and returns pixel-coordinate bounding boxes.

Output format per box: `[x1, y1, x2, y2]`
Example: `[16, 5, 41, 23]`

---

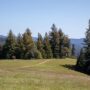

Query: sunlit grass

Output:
[0, 58, 90, 90]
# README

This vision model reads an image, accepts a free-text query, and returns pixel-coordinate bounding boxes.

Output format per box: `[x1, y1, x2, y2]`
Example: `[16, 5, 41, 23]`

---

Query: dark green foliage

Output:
[22, 28, 41, 59]
[71, 44, 75, 56]
[23, 29, 34, 51]
[49, 24, 71, 58]
[37, 33, 46, 58]
[76, 20, 90, 73]
[3, 30, 16, 59]
[76, 48, 86, 68]
[25, 48, 42, 59]
[0, 24, 71, 60]
[0, 44, 3, 59]
[58, 29, 64, 58]
[43, 33, 53, 58]
[62, 36, 71, 57]
[15, 33, 24, 59]
[49, 24, 60, 58]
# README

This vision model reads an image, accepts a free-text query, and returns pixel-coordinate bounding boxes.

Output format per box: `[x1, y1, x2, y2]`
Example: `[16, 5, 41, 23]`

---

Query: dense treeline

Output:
[76, 20, 90, 74]
[0, 24, 72, 59]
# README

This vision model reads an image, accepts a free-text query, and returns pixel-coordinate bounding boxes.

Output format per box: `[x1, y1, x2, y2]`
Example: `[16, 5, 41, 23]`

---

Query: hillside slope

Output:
[0, 59, 89, 90]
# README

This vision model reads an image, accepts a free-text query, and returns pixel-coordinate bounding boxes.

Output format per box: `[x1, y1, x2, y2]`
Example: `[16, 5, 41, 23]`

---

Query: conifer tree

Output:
[62, 36, 71, 57]
[37, 33, 46, 58]
[49, 24, 71, 58]
[3, 30, 16, 59]
[76, 48, 85, 68]
[76, 20, 90, 73]
[23, 28, 42, 59]
[16, 33, 24, 59]
[23, 28, 35, 59]
[50, 24, 60, 58]
[71, 44, 75, 56]
[84, 20, 90, 59]
[58, 29, 64, 58]
[0, 44, 3, 59]
[44, 33, 53, 58]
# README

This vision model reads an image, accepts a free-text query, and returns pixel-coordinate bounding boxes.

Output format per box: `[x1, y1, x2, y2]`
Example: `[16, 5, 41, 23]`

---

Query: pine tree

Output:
[62, 35, 71, 57]
[22, 28, 42, 59]
[49, 24, 60, 58]
[49, 24, 71, 58]
[71, 44, 75, 56]
[3, 30, 16, 59]
[84, 20, 90, 59]
[43, 33, 53, 58]
[16, 33, 24, 59]
[0, 44, 3, 59]
[76, 20, 90, 73]
[83, 20, 90, 73]
[58, 29, 64, 58]
[37, 33, 46, 58]
[22, 28, 35, 59]
[76, 48, 85, 68]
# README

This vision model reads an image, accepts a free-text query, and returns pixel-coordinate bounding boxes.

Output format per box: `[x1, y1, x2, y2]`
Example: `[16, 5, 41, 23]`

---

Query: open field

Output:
[0, 58, 90, 90]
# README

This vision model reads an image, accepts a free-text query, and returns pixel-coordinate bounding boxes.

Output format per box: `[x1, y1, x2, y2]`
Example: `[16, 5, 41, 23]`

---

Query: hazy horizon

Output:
[0, 0, 90, 38]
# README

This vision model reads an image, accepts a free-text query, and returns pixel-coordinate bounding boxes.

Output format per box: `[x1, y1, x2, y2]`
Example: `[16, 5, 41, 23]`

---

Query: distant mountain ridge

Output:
[0, 35, 6, 44]
[70, 38, 84, 46]
[70, 38, 84, 56]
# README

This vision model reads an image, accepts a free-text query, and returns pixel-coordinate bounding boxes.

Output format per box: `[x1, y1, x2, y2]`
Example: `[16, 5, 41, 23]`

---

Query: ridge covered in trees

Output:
[0, 24, 72, 59]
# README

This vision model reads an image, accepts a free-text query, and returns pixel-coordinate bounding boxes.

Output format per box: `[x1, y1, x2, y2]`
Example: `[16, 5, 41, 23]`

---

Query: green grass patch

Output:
[0, 58, 90, 90]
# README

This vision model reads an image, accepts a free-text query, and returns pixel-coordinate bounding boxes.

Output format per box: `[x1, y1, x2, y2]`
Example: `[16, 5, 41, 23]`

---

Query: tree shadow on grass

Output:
[61, 64, 76, 71]
[61, 64, 90, 75]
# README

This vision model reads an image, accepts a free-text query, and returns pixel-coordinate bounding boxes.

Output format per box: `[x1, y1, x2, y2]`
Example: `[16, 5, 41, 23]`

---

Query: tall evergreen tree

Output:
[16, 33, 24, 59]
[23, 28, 35, 59]
[3, 30, 16, 59]
[23, 28, 42, 59]
[0, 44, 3, 59]
[44, 33, 53, 58]
[49, 24, 71, 58]
[71, 44, 75, 56]
[49, 24, 60, 58]
[62, 36, 71, 57]
[76, 20, 90, 73]
[37, 33, 46, 58]
[84, 20, 90, 59]
[58, 29, 64, 58]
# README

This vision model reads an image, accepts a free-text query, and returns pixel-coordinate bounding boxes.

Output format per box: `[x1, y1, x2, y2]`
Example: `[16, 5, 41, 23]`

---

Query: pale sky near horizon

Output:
[0, 0, 90, 38]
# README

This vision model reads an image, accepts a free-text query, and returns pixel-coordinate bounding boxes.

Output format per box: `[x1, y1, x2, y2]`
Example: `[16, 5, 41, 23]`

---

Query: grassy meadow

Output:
[0, 58, 90, 90]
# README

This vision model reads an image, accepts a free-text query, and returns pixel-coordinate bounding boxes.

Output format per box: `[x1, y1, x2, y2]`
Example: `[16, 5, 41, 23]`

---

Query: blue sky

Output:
[0, 0, 90, 38]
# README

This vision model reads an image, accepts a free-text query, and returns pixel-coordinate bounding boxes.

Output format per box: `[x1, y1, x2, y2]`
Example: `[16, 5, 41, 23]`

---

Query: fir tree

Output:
[50, 24, 60, 58]
[44, 33, 53, 58]
[0, 44, 3, 59]
[62, 36, 71, 57]
[76, 20, 90, 73]
[16, 33, 24, 59]
[23, 28, 35, 59]
[49, 24, 71, 58]
[58, 29, 64, 58]
[71, 44, 75, 56]
[84, 20, 90, 59]
[3, 30, 16, 59]
[23, 28, 42, 59]
[37, 33, 46, 58]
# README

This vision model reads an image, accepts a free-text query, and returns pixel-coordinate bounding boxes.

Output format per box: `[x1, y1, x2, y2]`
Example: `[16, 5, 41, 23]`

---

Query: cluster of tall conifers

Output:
[0, 24, 72, 59]
[76, 20, 90, 74]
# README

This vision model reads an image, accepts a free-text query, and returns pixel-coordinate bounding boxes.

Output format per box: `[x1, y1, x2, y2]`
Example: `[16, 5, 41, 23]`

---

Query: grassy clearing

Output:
[0, 58, 90, 90]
